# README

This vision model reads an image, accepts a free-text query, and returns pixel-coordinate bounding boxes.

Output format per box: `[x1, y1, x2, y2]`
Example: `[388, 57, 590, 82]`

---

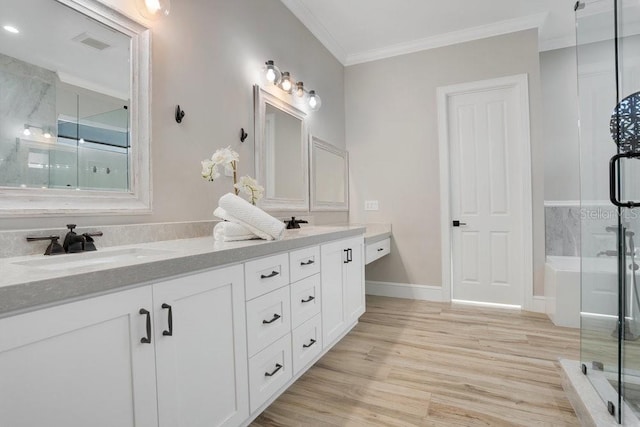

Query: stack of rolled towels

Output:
[213, 193, 285, 242]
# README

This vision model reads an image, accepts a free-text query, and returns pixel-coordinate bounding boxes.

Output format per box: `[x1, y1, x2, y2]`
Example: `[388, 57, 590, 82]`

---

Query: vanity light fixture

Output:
[22, 124, 54, 139]
[3, 25, 19, 34]
[262, 61, 322, 111]
[136, 0, 170, 20]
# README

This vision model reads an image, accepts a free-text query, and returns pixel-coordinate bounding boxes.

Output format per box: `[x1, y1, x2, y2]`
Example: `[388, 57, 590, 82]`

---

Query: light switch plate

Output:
[365, 200, 379, 211]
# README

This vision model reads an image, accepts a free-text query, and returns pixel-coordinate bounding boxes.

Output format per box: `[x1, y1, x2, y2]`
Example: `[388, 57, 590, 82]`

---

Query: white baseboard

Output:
[531, 296, 546, 314]
[365, 281, 444, 302]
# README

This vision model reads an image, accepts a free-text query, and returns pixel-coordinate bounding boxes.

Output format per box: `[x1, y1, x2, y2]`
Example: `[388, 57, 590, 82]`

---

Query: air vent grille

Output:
[72, 32, 111, 51]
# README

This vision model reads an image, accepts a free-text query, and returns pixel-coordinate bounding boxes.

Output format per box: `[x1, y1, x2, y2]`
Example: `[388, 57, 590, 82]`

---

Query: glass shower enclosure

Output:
[578, 0, 640, 423]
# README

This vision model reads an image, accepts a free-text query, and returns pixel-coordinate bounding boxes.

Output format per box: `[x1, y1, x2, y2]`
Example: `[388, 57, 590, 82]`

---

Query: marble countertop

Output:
[0, 225, 365, 318]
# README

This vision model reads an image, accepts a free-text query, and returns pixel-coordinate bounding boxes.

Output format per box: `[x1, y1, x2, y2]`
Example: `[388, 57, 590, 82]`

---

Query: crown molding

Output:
[539, 33, 576, 52]
[279, 0, 347, 64]
[345, 12, 549, 66]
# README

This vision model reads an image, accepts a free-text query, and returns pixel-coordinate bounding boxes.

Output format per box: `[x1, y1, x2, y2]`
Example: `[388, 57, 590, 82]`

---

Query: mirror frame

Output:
[310, 135, 349, 212]
[254, 85, 309, 212]
[0, 0, 151, 217]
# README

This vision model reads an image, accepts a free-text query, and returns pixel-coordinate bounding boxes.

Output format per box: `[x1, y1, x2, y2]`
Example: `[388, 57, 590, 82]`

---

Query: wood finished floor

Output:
[252, 295, 581, 426]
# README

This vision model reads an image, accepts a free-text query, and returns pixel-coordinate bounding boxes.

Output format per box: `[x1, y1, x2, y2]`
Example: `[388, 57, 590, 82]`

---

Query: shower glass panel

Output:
[578, 0, 640, 423]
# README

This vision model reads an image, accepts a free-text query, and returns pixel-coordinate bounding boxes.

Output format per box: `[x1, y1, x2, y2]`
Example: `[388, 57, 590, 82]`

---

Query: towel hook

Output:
[175, 105, 185, 123]
[240, 128, 248, 142]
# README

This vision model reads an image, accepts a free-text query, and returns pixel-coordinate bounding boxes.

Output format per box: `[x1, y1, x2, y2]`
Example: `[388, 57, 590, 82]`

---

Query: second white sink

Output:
[13, 248, 174, 271]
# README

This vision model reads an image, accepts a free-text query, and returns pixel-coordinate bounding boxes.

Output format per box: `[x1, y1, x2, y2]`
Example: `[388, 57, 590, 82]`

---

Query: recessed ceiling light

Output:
[3, 25, 19, 34]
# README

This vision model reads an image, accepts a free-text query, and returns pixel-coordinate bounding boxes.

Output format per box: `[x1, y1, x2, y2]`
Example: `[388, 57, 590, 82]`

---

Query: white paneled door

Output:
[442, 76, 532, 306]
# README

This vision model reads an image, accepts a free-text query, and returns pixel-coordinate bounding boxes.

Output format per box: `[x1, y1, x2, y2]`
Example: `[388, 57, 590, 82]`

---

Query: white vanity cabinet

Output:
[153, 265, 249, 427]
[320, 236, 365, 347]
[0, 286, 159, 427]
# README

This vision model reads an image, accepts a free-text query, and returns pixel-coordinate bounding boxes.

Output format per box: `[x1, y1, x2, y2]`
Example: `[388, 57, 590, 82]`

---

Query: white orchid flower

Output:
[234, 175, 265, 205]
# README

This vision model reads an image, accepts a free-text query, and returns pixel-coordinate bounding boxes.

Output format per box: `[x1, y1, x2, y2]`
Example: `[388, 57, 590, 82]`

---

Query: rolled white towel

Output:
[213, 221, 258, 242]
[214, 207, 274, 241]
[218, 193, 285, 240]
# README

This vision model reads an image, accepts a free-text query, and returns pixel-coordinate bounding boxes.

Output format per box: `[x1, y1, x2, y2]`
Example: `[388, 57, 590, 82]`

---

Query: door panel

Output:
[448, 84, 525, 305]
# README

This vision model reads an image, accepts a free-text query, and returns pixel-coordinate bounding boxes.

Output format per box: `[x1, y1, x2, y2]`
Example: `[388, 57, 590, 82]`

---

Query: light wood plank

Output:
[252, 296, 580, 426]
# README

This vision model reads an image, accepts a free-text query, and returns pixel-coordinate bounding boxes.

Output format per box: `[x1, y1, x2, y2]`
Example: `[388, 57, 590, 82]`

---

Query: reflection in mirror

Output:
[0, 0, 151, 215]
[254, 85, 309, 211]
[310, 136, 349, 211]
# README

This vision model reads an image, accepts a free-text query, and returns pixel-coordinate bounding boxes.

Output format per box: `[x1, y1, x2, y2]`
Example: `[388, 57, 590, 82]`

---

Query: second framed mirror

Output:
[310, 135, 349, 211]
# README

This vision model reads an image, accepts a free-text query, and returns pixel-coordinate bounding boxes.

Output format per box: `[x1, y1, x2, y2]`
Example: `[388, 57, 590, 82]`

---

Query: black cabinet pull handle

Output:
[343, 249, 349, 264]
[300, 259, 315, 266]
[262, 313, 281, 324]
[377, 248, 384, 252]
[260, 270, 279, 279]
[162, 303, 173, 336]
[347, 248, 353, 263]
[303, 338, 317, 348]
[301, 296, 315, 303]
[265, 363, 283, 377]
[139, 308, 151, 344]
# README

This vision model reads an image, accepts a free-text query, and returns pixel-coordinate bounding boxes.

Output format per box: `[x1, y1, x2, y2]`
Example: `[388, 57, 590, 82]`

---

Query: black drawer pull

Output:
[265, 363, 283, 377]
[377, 248, 384, 252]
[139, 308, 151, 344]
[348, 248, 353, 262]
[260, 270, 279, 279]
[343, 249, 349, 264]
[162, 303, 173, 336]
[301, 296, 315, 303]
[303, 338, 317, 348]
[262, 313, 281, 324]
[300, 259, 315, 266]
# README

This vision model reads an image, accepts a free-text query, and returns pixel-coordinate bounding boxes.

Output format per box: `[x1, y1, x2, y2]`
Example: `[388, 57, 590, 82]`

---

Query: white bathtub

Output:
[545, 255, 629, 329]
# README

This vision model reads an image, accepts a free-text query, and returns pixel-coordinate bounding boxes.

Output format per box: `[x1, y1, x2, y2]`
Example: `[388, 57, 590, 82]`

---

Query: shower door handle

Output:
[610, 152, 640, 208]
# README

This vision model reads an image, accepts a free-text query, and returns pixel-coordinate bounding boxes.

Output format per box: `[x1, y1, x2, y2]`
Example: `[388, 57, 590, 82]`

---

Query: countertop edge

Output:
[364, 232, 392, 245]
[0, 227, 365, 318]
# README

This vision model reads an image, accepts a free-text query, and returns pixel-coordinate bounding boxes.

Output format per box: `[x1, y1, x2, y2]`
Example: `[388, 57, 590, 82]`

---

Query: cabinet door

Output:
[320, 239, 347, 347]
[0, 287, 158, 427]
[345, 237, 366, 324]
[153, 265, 249, 427]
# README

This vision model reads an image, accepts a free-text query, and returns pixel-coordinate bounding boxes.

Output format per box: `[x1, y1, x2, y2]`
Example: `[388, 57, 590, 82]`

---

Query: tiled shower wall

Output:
[545, 204, 623, 257]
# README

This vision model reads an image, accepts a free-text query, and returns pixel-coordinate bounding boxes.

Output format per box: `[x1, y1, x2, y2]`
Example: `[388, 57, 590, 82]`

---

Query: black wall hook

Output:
[240, 128, 248, 142]
[175, 105, 185, 123]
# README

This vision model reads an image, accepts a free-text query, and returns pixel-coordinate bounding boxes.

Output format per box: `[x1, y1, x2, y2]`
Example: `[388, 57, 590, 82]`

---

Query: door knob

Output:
[452, 220, 467, 227]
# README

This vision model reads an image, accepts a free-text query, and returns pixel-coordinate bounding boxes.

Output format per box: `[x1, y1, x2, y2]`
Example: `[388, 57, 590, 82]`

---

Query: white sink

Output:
[13, 248, 174, 271]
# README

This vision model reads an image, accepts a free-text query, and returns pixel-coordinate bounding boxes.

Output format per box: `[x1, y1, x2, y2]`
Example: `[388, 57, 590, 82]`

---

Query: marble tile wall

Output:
[0, 221, 217, 258]
[0, 53, 56, 187]
[545, 204, 635, 257]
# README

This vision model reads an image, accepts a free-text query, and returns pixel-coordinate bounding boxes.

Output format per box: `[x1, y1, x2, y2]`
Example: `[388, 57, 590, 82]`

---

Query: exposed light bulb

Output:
[308, 90, 322, 111]
[296, 82, 305, 97]
[139, 0, 170, 19]
[266, 68, 276, 83]
[280, 71, 293, 93]
[23, 126, 31, 136]
[43, 130, 52, 139]
[145, 0, 161, 13]
[3, 25, 19, 34]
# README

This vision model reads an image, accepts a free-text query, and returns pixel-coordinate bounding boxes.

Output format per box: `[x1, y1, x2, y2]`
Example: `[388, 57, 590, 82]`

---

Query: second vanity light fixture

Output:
[263, 60, 322, 111]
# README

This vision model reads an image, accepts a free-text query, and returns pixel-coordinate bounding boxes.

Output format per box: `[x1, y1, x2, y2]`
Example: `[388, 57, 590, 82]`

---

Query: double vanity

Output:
[0, 225, 390, 427]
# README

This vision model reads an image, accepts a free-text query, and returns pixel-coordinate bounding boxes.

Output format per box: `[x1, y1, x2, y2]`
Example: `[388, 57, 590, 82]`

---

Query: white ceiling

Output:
[0, 0, 130, 99]
[280, 0, 578, 65]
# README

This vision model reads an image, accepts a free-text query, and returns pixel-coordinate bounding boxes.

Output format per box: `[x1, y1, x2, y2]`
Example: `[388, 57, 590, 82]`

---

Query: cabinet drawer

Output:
[291, 315, 322, 375]
[289, 246, 320, 283]
[246, 286, 291, 357]
[290, 274, 321, 329]
[245, 253, 290, 300]
[249, 333, 292, 412]
[365, 238, 391, 265]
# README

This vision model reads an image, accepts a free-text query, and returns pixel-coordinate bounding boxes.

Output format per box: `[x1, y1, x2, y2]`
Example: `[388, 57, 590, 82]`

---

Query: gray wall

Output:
[346, 30, 547, 296]
[0, 0, 346, 230]
[540, 47, 580, 202]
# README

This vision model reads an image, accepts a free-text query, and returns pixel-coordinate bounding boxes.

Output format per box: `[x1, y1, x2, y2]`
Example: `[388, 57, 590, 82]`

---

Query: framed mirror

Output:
[310, 135, 349, 211]
[0, 0, 151, 216]
[254, 85, 309, 211]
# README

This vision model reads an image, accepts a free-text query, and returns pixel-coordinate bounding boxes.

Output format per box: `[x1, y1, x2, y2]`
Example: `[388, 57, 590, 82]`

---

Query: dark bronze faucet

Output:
[27, 224, 103, 255]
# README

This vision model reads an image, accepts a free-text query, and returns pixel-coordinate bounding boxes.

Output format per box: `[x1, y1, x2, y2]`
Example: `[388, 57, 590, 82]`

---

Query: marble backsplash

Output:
[545, 206, 581, 257]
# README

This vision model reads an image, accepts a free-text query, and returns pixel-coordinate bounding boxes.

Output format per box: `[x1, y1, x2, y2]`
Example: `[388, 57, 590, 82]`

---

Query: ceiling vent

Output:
[72, 32, 111, 51]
